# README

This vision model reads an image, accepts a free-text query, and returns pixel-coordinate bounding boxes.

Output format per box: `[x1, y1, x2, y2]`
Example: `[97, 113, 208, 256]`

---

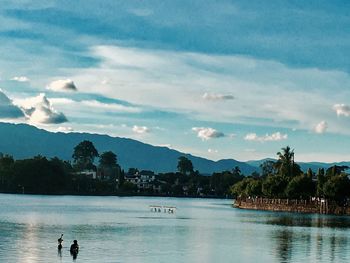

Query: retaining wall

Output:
[234, 197, 350, 215]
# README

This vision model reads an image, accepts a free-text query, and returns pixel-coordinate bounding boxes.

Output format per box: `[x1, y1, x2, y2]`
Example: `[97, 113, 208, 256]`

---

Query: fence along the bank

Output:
[234, 197, 350, 215]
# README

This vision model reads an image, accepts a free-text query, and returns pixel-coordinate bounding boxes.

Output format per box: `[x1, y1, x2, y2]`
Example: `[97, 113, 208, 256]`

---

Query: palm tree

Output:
[275, 146, 300, 178]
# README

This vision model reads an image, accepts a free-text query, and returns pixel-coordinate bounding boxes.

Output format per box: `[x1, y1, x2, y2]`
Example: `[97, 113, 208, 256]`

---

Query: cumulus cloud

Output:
[208, 148, 219, 153]
[47, 79, 77, 92]
[333, 104, 350, 117]
[14, 93, 68, 124]
[192, 127, 225, 140]
[0, 90, 24, 119]
[10, 76, 29, 82]
[202, 92, 234, 101]
[314, 121, 328, 134]
[244, 132, 288, 142]
[132, 125, 150, 134]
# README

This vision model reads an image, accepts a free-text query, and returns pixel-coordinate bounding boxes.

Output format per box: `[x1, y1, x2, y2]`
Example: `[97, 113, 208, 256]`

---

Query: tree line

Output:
[0, 140, 244, 197]
[1, 141, 346, 201]
[232, 146, 350, 204]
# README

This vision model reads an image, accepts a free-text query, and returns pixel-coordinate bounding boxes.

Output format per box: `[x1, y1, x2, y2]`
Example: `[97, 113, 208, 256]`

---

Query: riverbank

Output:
[234, 197, 350, 215]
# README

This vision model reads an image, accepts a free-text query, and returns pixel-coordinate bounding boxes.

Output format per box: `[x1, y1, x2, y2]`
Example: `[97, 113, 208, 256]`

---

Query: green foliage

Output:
[326, 165, 349, 177]
[262, 175, 288, 198]
[177, 156, 194, 175]
[13, 156, 72, 194]
[72, 140, 99, 171]
[316, 168, 325, 197]
[275, 146, 302, 178]
[231, 177, 262, 198]
[211, 171, 244, 196]
[99, 151, 117, 167]
[322, 174, 350, 203]
[0, 155, 15, 190]
[285, 174, 315, 199]
[260, 160, 276, 177]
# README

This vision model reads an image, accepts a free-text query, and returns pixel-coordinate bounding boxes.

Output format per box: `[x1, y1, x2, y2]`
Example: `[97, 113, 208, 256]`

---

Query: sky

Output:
[0, 0, 350, 162]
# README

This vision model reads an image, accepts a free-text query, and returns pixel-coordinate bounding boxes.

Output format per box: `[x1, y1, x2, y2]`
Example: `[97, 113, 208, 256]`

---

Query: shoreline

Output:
[234, 197, 350, 216]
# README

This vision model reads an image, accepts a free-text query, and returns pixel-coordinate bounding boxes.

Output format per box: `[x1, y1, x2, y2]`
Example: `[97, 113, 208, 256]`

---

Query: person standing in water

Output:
[57, 234, 63, 250]
[70, 240, 79, 260]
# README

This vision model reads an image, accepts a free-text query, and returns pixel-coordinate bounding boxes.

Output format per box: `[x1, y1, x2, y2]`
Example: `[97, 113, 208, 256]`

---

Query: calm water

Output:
[0, 194, 350, 263]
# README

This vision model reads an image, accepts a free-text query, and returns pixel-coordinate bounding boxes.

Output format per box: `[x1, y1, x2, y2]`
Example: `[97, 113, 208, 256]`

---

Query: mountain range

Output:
[0, 122, 348, 175]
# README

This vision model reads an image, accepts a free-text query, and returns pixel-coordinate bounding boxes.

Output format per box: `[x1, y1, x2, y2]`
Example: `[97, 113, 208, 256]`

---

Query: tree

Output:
[306, 168, 313, 178]
[127, 168, 139, 176]
[72, 140, 99, 171]
[260, 160, 276, 177]
[232, 166, 241, 176]
[177, 156, 194, 175]
[275, 146, 301, 178]
[212, 171, 244, 196]
[99, 151, 120, 181]
[316, 168, 325, 197]
[326, 165, 349, 177]
[262, 175, 288, 198]
[323, 174, 350, 204]
[13, 156, 71, 194]
[0, 155, 14, 190]
[285, 174, 315, 199]
[99, 151, 117, 167]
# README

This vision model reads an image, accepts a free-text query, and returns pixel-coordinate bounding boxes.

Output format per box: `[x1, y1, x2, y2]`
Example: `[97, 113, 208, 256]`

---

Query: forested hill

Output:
[0, 122, 257, 174]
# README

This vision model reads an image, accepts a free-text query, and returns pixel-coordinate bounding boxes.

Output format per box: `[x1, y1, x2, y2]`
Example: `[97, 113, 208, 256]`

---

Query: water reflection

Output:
[265, 214, 350, 228]
[2, 195, 350, 263]
[271, 221, 349, 263]
[274, 230, 293, 263]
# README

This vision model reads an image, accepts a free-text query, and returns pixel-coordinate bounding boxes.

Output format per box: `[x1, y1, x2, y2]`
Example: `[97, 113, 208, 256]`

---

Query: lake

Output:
[0, 194, 350, 263]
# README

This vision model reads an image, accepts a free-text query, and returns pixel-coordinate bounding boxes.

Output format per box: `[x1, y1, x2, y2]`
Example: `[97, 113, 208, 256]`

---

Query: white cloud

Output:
[47, 79, 77, 92]
[192, 127, 225, 140]
[0, 90, 24, 119]
[40, 44, 350, 137]
[314, 121, 328, 134]
[80, 100, 141, 113]
[157, 144, 172, 148]
[333, 104, 350, 117]
[57, 126, 73, 132]
[244, 132, 288, 142]
[132, 125, 150, 134]
[14, 93, 68, 124]
[202, 92, 234, 101]
[10, 76, 29, 82]
[208, 148, 219, 153]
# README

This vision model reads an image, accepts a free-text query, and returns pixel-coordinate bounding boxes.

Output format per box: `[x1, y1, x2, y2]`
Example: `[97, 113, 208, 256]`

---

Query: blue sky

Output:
[1, 0, 350, 162]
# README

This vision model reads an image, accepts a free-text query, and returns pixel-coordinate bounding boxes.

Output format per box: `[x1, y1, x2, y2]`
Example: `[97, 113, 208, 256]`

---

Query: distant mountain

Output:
[1, 123, 347, 175]
[0, 122, 257, 175]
